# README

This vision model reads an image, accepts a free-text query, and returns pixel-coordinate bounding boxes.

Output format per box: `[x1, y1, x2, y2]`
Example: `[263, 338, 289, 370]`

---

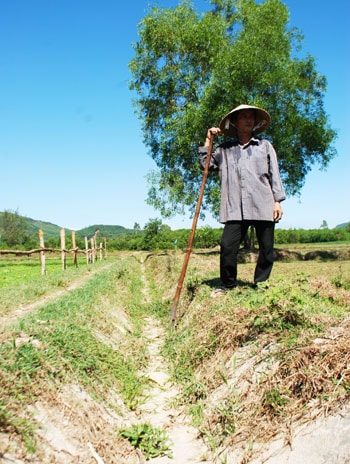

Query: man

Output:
[199, 104, 286, 296]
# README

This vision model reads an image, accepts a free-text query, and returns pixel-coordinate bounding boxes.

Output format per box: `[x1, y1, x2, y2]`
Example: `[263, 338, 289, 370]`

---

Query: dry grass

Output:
[158, 247, 350, 454]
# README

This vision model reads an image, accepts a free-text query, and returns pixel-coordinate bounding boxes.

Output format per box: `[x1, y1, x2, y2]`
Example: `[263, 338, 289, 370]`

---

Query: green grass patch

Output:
[0, 255, 151, 454]
[118, 423, 173, 459]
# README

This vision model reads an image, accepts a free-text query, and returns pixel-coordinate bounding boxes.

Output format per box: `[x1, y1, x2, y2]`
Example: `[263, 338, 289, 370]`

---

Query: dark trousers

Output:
[220, 220, 275, 288]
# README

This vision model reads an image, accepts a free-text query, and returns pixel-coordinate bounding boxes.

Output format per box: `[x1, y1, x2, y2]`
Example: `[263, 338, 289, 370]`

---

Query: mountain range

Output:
[0, 213, 133, 239]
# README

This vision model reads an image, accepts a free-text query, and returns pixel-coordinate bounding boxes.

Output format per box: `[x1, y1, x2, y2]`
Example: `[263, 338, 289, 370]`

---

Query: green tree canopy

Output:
[0, 209, 29, 247]
[129, 0, 337, 220]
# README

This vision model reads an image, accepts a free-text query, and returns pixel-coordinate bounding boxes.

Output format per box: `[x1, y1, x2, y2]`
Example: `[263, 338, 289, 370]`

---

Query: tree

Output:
[129, 0, 337, 220]
[320, 219, 328, 229]
[142, 218, 163, 249]
[133, 222, 141, 234]
[0, 209, 29, 247]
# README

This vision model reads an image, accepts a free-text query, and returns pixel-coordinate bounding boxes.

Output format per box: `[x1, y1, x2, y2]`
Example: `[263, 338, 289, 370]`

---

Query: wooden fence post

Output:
[60, 228, 66, 270]
[90, 237, 95, 263]
[39, 229, 46, 276]
[72, 230, 78, 268]
[85, 237, 89, 264]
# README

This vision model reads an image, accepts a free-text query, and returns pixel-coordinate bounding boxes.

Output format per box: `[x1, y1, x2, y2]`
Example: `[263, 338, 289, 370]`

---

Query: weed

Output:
[186, 274, 201, 299]
[331, 264, 350, 289]
[118, 423, 173, 460]
[188, 402, 204, 428]
[215, 395, 238, 435]
[0, 403, 36, 453]
[263, 388, 290, 414]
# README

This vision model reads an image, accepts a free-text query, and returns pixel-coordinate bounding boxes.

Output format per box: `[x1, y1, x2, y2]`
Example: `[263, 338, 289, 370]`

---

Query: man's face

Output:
[235, 109, 256, 133]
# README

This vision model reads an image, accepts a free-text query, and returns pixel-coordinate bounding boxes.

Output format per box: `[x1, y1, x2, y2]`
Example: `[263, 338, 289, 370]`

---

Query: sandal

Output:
[210, 287, 229, 298]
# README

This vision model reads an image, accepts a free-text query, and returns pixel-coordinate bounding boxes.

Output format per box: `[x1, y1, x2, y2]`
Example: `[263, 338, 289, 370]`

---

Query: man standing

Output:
[199, 104, 286, 296]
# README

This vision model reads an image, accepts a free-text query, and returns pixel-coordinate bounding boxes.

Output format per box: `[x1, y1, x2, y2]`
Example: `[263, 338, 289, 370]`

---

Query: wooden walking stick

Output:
[170, 134, 214, 325]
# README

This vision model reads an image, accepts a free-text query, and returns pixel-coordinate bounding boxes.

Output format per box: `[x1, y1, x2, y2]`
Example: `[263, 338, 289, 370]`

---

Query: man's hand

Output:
[205, 127, 221, 147]
[274, 202, 283, 222]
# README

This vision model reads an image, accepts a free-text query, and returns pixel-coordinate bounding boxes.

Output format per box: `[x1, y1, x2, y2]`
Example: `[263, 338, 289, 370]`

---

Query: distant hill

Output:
[0, 213, 66, 239]
[76, 224, 133, 239]
[335, 222, 350, 229]
[21, 217, 133, 239]
[25, 217, 69, 238]
[0, 213, 134, 240]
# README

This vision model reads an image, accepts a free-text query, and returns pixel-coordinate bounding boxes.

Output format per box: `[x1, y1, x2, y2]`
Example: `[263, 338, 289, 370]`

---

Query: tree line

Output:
[1, 211, 349, 253]
[107, 221, 350, 251]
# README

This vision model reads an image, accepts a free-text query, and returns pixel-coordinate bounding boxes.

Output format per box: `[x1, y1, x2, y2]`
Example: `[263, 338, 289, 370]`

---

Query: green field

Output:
[0, 245, 349, 462]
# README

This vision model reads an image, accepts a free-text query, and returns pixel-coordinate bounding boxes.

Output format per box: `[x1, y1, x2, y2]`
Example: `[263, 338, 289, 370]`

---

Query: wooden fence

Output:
[0, 229, 106, 275]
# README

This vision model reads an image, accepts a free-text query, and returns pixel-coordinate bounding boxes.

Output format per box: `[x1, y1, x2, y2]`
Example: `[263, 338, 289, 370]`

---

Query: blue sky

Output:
[0, 0, 348, 232]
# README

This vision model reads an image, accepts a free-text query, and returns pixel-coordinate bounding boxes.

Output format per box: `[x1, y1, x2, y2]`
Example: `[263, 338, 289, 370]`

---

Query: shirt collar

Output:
[233, 137, 260, 147]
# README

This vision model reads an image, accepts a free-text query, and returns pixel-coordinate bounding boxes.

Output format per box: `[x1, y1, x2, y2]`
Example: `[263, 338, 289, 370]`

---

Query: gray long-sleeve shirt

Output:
[199, 137, 286, 223]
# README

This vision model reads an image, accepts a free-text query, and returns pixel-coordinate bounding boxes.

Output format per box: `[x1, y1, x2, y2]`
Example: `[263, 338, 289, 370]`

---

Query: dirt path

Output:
[137, 316, 210, 463]
[138, 258, 211, 463]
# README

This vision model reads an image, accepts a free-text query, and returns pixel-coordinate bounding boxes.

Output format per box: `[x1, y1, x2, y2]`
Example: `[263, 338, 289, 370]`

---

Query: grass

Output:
[0, 254, 150, 458]
[152, 249, 350, 451]
[0, 255, 96, 317]
[0, 244, 349, 461]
